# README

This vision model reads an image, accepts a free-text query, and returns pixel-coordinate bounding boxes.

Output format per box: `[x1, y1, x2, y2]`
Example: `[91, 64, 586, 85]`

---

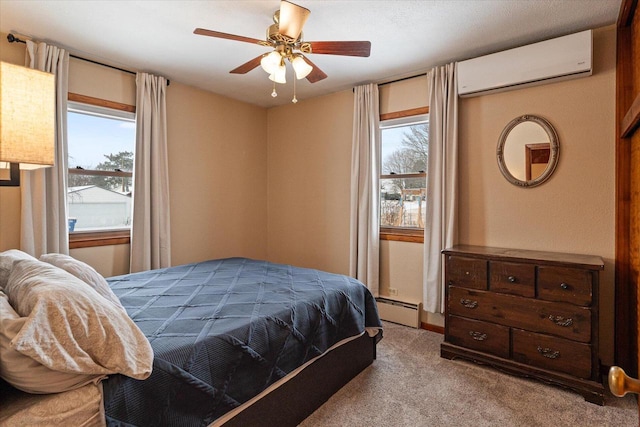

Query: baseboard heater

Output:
[376, 297, 421, 328]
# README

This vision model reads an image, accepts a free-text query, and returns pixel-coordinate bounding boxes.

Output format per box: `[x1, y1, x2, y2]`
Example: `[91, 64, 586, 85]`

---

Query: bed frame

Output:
[222, 332, 382, 426]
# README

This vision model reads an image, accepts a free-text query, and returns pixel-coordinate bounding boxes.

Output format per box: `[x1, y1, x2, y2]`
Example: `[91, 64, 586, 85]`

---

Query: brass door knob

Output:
[608, 366, 640, 397]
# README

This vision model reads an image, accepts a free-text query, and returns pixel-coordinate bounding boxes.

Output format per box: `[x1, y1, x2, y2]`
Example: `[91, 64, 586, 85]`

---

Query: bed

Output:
[0, 253, 382, 426]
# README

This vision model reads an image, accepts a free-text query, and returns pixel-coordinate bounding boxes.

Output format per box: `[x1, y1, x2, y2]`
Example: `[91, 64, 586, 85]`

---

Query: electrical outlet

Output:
[388, 287, 398, 296]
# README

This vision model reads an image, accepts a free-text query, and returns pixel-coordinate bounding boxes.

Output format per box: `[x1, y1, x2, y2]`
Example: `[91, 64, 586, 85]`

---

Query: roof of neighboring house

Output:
[67, 185, 132, 203]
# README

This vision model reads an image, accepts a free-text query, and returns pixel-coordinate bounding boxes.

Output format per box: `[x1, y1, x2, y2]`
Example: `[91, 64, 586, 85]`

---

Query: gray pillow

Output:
[5, 259, 153, 379]
[40, 253, 125, 312]
[0, 291, 103, 394]
[0, 250, 36, 290]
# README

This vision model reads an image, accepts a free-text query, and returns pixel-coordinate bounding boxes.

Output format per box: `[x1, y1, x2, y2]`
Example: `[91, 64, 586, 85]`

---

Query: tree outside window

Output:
[380, 118, 429, 232]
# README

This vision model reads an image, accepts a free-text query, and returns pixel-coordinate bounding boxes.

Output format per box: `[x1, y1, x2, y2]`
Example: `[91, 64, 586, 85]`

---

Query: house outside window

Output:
[67, 97, 135, 242]
[380, 113, 429, 242]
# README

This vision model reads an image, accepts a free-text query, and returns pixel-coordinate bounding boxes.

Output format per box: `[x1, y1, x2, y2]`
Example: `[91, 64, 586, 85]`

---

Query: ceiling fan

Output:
[194, 0, 371, 101]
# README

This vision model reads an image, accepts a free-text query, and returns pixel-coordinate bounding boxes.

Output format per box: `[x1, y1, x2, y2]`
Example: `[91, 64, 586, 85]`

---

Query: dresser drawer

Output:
[448, 287, 592, 342]
[490, 261, 535, 297]
[446, 256, 487, 290]
[447, 315, 510, 358]
[442, 246, 604, 404]
[537, 266, 593, 306]
[512, 329, 592, 379]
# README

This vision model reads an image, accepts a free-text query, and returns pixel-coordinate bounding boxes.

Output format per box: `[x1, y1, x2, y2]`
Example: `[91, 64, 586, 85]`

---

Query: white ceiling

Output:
[0, 0, 621, 108]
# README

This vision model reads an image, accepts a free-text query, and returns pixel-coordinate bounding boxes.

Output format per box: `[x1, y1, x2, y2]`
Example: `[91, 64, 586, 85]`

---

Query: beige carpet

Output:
[301, 322, 638, 427]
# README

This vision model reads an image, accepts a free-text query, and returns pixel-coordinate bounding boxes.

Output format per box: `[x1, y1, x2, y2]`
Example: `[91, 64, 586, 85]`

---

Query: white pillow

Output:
[4, 259, 153, 380]
[0, 250, 36, 290]
[0, 291, 103, 394]
[40, 253, 125, 312]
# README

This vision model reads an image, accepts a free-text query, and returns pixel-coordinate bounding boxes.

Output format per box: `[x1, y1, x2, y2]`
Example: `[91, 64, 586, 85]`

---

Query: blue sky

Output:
[381, 126, 406, 165]
[67, 112, 135, 169]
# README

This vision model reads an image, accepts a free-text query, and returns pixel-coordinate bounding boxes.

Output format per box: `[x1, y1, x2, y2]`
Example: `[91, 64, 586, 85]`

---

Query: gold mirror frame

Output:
[496, 114, 559, 188]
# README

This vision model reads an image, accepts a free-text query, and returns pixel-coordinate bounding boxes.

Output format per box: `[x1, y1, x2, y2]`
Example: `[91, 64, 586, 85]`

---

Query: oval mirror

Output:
[497, 115, 559, 187]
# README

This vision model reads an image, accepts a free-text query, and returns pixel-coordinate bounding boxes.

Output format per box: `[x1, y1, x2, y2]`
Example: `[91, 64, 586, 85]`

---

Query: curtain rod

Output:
[352, 72, 428, 92]
[378, 73, 428, 87]
[7, 33, 170, 86]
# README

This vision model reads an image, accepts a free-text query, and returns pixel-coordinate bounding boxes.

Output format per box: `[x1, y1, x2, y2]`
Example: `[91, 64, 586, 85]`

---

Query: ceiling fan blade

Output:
[300, 55, 327, 83]
[194, 28, 268, 46]
[230, 55, 264, 74]
[278, 1, 310, 40]
[306, 41, 371, 57]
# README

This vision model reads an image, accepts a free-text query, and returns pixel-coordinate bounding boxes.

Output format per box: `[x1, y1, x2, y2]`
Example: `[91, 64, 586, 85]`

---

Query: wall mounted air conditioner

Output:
[457, 30, 592, 97]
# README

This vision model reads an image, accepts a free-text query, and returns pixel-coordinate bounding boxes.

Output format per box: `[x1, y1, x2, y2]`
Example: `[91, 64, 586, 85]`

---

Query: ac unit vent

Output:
[457, 30, 592, 97]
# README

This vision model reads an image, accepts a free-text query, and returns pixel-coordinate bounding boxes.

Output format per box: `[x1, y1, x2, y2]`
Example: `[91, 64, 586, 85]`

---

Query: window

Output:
[380, 110, 429, 242]
[66, 94, 136, 247]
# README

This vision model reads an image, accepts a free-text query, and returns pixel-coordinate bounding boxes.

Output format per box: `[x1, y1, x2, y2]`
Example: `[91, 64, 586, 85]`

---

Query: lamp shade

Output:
[290, 55, 312, 80]
[260, 51, 282, 75]
[0, 61, 55, 168]
[268, 63, 287, 84]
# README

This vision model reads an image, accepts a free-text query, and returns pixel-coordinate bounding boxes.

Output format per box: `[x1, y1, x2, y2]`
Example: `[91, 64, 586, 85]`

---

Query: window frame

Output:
[67, 93, 136, 249]
[379, 107, 429, 243]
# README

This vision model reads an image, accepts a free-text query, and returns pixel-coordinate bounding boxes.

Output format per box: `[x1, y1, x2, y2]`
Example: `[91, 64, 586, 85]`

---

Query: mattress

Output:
[103, 258, 382, 426]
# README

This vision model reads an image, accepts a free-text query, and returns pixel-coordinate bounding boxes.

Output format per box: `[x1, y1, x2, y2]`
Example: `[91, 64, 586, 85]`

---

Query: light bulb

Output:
[291, 55, 312, 80]
[260, 51, 281, 74]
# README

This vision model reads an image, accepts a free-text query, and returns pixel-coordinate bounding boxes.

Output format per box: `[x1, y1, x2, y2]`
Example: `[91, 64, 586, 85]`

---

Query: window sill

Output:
[380, 228, 424, 243]
[69, 230, 130, 249]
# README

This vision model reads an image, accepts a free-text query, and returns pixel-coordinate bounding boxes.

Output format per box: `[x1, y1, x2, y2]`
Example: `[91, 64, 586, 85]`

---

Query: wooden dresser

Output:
[440, 245, 605, 404]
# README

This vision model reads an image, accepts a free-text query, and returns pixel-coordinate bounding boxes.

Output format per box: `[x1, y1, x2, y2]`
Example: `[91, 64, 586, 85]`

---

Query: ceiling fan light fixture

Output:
[290, 55, 312, 80]
[260, 51, 282, 74]
[195, 0, 371, 103]
[268, 62, 287, 84]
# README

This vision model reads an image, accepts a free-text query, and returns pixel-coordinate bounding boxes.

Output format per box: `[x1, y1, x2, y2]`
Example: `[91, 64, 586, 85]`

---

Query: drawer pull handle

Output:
[508, 276, 517, 283]
[537, 346, 560, 359]
[459, 298, 478, 309]
[469, 331, 487, 341]
[548, 315, 573, 327]
[560, 282, 569, 290]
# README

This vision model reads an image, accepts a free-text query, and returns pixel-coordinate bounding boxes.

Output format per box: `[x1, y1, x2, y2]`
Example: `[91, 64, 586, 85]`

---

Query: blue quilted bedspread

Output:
[103, 258, 382, 426]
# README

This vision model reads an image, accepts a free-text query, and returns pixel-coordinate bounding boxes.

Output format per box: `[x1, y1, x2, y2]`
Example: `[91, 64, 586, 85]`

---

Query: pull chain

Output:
[292, 75, 298, 103]
[271, 79, 277, 98]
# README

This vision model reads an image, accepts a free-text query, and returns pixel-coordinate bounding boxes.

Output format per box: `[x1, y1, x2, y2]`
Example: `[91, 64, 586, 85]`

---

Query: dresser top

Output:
[442, 245, 604, 270]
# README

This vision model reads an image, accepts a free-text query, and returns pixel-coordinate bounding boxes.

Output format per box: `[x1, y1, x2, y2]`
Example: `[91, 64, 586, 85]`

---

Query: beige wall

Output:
[0, 32, 268, 275]
[167, 83, 268, 265]
[379, 74, 429, 114]
[70, 245, 130, 278]
[459, 26, 616, 363]
[266, 90, 353, 275]
[68, 58, 136, 104]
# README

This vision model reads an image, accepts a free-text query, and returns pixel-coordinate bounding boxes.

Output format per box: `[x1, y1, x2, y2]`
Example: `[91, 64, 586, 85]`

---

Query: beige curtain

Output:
[20, 41, 69, 257]
[130, 73, 171, 272]
[349, 83, 380, 297]
[423, 63, 458, 313]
